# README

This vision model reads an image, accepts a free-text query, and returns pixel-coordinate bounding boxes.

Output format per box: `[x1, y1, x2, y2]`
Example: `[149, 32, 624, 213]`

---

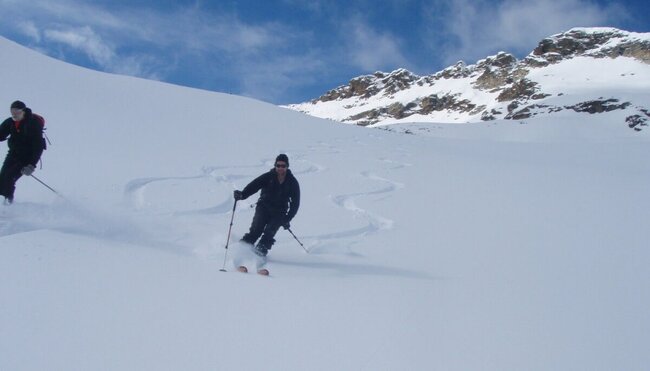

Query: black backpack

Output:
[32, 113, 49, 150]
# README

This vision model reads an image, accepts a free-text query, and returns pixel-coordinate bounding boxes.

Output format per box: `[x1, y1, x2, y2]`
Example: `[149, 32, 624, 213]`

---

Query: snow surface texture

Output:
[0, 37, 649, 371]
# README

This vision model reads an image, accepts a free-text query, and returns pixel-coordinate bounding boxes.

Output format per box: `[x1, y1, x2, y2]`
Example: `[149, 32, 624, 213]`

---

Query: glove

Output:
[21, 164, 35, 176]
[282, 219, 291, 230]
[233, 190, 243, 200]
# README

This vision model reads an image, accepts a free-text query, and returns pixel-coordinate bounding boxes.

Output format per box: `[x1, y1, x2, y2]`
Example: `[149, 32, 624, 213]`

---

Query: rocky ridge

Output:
[287, 28, 650, 131]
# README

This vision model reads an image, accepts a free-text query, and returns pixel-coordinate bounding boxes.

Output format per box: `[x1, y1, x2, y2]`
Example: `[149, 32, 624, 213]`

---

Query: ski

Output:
[235, 265, 269, 276]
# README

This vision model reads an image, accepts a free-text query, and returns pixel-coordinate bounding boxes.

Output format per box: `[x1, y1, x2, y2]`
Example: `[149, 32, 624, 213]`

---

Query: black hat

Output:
[275, 154, 289, 167]
[10, 100, 26, 110]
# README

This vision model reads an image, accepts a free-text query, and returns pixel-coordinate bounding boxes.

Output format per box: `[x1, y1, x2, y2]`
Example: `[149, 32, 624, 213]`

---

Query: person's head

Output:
[10, 100, 26, 121]
[275, 154, 289, 174]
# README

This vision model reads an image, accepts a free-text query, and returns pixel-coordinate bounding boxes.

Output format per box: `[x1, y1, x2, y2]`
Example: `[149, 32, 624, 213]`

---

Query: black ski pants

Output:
[241, 204, 284, 249]
[0, 153, 25, 201]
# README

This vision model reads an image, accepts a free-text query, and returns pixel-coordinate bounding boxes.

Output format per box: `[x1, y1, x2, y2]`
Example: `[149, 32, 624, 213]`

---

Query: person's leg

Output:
[0, 155, 22, 203]
[256, 215, 283, 255]
[241, 206, 270, 245]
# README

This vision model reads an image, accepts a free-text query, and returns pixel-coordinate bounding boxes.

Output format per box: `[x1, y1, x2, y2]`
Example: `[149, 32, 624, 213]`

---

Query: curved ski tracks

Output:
[1, 154, 407, 265]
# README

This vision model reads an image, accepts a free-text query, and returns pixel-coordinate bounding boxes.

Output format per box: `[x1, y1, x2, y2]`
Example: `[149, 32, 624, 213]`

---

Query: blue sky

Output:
[0, 0, 648, 104]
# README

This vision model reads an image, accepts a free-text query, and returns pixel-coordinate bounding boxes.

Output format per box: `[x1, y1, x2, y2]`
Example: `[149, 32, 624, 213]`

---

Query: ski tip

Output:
[237, 266, 249, 273]
[257, 268, 270, 276]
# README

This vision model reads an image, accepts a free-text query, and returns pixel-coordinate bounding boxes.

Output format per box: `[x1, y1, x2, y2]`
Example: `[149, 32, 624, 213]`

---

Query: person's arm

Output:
[0, 119, 10, 141]
[240, 172, 270, 199]
[286, 179, 300, 221]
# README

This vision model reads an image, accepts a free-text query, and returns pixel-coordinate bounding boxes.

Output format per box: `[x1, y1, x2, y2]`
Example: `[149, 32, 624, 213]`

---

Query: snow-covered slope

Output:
[288, 28, 650, 131]
[1, 36, 649, 371]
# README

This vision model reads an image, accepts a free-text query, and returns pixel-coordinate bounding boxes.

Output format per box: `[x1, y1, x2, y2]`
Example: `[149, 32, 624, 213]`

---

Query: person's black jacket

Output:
[0, 108, 45, 166]
[241, 168, 300, 220]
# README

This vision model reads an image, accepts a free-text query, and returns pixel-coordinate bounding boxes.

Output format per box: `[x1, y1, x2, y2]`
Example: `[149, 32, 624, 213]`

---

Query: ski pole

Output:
[219, 200, 238, 272]
[287, 227, 308, 253]
[30, 174, 64, 198]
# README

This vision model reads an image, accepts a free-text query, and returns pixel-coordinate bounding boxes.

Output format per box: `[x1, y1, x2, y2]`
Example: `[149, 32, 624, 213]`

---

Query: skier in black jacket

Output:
[0, 101, 45, 204]
[234, 154, 300, 256]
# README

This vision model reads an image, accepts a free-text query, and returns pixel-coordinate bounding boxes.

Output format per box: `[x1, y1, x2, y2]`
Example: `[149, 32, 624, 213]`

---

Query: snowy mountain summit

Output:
[288, 28, 650, 131]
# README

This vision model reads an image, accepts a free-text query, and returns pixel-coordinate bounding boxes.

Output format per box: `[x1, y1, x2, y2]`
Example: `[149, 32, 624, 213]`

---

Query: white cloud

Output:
[38, 21, 162, 79]
[426, 0, 630, 65]
[279, 0, 328, 13]
[17, 21, 41, 42]
[44, 26, 115, 66]
[344, 20, 409, 72]
[238, 52, 327, 103]
[0, 1, 408, 102]
[109, 55, 166, 80]
[0, 1, 303, 79]
[188, 14, 290, 55]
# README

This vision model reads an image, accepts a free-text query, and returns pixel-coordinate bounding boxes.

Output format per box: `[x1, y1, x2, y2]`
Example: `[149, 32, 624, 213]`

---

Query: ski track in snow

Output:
[0, 146, 409, 272]
[119, 148, 407, 258]
[379, 156, 414, 170]
[118, 157, 329, 259]
[306, 171, 404, 253]
[124, 175, 205, 211]
[123, 158, 326, 216]
[263, 141, 409, 256]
